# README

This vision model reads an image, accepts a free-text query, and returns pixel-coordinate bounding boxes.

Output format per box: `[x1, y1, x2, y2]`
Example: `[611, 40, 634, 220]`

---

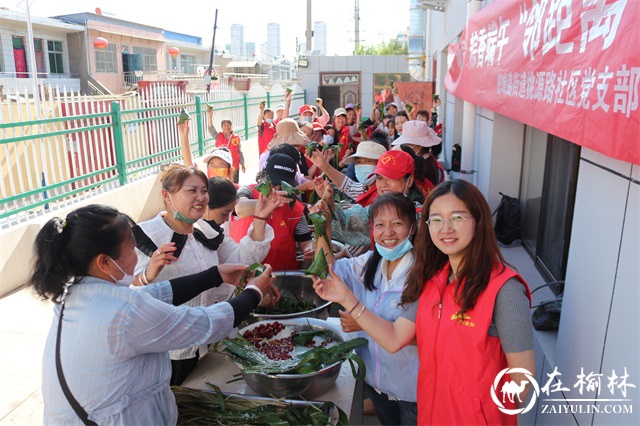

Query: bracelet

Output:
[252, 214, 268, 221]
[353, 305, 366, 321]
[140, 268, 149, 286]
[347, 300, 361, 316]
[244, 284, 264, 303]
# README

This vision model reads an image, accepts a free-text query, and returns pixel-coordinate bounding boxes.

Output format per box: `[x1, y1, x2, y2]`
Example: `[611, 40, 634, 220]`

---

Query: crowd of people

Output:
[31, 86, 533, 425]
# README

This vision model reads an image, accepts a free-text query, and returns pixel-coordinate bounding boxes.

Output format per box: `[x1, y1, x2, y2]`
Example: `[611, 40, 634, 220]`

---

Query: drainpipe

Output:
[460, 0, 482, 184]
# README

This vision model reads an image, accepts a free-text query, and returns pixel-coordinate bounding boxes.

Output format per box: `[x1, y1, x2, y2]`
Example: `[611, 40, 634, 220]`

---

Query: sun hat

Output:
[311, 122, 326, 134]
[203, 147, 233, 166]
[299, 104, 314, 116]
[392, 120, 442, 148]
[264, 153, 297, 187]
[386, 102, 398, 111]
[333, 107, 347, 117]
[342, 141, 388, 165]
[345, 103, 355, 110]
[275, 104, 285, 112]
[270, 118, 309, 147]
[367, 150, 415, 180]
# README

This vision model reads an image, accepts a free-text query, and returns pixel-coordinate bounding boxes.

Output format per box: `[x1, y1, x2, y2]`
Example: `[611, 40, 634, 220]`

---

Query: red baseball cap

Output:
[299, 104, 314, 116]
[311, 122, 326, 134]
[367, 150, 415, 180]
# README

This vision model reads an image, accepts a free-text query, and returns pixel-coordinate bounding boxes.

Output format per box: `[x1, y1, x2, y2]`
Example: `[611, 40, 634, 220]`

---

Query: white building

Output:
[266, 23, 280, 60]
[313, 21, 327, 55]
[230, 24, 245, 58]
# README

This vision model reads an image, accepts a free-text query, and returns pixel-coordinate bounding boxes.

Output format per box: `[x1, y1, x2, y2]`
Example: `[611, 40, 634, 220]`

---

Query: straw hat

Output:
[269, 118, 309, 147]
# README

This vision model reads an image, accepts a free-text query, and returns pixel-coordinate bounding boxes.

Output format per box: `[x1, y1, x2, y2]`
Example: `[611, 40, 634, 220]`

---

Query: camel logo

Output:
[490, 368, 540, 415]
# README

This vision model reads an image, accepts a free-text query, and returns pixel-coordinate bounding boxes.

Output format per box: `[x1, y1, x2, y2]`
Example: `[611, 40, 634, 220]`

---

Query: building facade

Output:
[230, 24, 245, 58]
[266, 23, 280, 60]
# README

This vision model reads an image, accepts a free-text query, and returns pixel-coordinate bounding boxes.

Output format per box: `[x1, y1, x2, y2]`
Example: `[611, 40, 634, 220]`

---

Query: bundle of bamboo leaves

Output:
[172, 384, 348, 425]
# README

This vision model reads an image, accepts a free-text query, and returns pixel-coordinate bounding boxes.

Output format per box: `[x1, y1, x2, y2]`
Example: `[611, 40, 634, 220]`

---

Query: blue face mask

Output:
[374, 227, 413, 261]
[354, 164, 376, 185]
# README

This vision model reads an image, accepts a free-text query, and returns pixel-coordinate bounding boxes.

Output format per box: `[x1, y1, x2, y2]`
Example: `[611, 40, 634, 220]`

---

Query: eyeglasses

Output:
[425, 214, 472, 231]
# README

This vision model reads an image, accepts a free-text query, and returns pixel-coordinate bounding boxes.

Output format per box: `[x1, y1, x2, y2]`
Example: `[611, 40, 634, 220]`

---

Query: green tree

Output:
[353, 39, 408, 56]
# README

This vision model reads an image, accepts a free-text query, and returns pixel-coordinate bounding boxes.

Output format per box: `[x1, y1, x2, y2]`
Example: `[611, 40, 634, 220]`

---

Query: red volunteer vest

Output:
[335, 126, 356, 163]
[216, 133, 241, 169]
[258, 122, 276, 155]
[416, 263, 531, 425]
[228, 186, 305, 271]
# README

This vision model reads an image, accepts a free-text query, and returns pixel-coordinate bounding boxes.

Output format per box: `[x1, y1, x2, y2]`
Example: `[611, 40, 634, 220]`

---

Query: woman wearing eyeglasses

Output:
[313, 179, 534, 425]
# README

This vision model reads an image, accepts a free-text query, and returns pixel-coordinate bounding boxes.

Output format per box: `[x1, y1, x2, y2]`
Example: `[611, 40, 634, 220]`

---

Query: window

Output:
[181, 54, 196, 74]
[520, 130, 580, 281]
[132, 46, 157, 72]
[47, 40, 64, 74]
[95, 43, 117, 73]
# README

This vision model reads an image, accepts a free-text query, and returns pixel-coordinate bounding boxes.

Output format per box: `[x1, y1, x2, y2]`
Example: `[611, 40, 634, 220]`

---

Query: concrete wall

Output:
[553, 151, 638, 425]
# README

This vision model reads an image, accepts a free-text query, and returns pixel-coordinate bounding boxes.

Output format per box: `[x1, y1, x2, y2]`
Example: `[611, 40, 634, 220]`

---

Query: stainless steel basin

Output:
[235, 318, 347, 399]
[249, 271, 332, 322]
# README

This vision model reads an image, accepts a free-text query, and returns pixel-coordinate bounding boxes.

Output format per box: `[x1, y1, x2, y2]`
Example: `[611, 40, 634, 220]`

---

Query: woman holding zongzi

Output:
[312, 192, 419, 425]
[132, 164, 280, 385]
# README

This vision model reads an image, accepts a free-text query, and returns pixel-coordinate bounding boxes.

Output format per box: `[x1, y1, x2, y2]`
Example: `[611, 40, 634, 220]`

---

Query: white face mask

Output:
[300, 115, 313, 124]
[265, 118, 274, 124]
[354, 164, 376, 185]
[108, 256, 135, 287]
[322, 134, 334, 146]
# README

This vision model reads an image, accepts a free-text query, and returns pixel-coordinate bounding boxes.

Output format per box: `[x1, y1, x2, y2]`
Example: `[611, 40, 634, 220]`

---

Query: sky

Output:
[2, 0, 411, 58]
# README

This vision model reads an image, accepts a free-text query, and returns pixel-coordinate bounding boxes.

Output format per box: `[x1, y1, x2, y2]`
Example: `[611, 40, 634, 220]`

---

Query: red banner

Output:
[445, 0, 640, 166]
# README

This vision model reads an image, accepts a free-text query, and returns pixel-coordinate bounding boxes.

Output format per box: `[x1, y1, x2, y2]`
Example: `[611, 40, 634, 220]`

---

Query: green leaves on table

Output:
[254, 296, 316, 315]
[255, 176, 273, 198]
[224, 334, 367, 378]
[304, 247, 329, 279]
[177, 108, 190, 125]
[290, 330, 328, 346]
[173, 384, 349, 426]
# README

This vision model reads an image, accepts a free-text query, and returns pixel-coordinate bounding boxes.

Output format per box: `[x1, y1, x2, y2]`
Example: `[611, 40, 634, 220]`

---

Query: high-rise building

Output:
[246, 42, 256, 59]
[313, 21, 327, 55]
[266, 23, 281, 60]
[230, 24, 245, 58]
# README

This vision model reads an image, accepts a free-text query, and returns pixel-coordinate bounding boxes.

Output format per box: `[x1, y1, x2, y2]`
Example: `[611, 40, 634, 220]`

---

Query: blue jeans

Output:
[365, 382, 418, 426]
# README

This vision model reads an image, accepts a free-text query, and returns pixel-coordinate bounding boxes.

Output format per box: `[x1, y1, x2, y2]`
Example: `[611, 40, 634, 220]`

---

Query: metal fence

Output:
[0, 81, 305, 228]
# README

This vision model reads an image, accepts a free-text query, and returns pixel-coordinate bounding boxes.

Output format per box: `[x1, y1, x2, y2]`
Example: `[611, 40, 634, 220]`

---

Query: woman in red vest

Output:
[207, 104, 245, 183]
[313, 179, 534, 425]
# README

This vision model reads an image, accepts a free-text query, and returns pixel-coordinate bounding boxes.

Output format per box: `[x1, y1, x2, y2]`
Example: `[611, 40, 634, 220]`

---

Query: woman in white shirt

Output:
[132, 164, 282, 384]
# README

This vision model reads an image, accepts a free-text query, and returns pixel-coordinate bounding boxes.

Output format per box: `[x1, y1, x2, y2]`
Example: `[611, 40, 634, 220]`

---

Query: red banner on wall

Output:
[445, 0, 640, 166]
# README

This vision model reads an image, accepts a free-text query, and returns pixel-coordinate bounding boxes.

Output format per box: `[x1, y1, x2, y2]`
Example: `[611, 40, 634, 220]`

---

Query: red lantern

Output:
[168, 47, 180, 58]
[93, 37, 108, 51]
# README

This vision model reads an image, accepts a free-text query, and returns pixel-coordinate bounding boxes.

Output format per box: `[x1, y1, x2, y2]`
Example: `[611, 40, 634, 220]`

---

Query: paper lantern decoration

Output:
[93, 37, 108, 50]
[168, 47, 180, 58]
